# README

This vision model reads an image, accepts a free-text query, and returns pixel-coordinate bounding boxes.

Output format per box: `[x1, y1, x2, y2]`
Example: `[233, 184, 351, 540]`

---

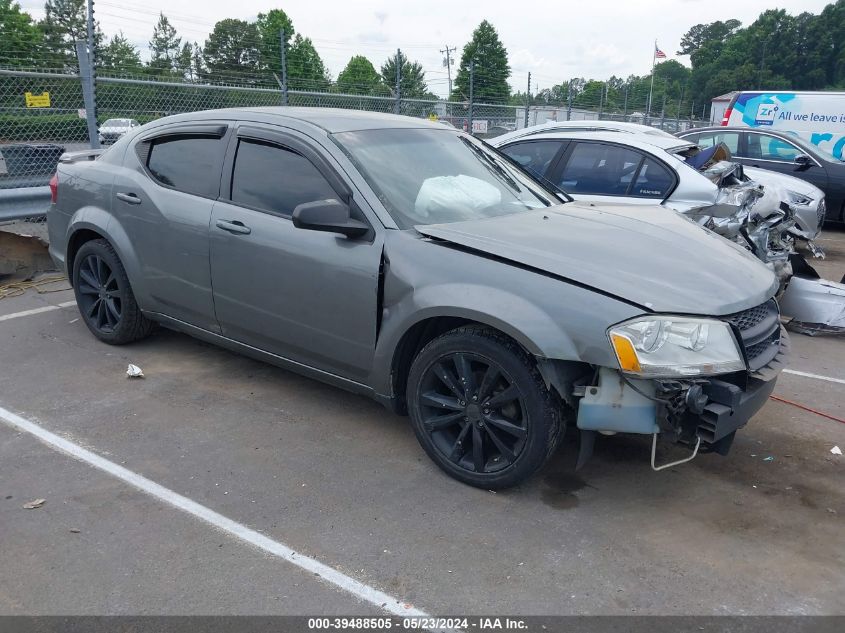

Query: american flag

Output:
[655, 45, 667, 59]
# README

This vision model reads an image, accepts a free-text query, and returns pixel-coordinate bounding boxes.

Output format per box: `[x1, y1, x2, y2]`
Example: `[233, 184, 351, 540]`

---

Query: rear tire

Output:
[406, 325, 564, 489]
[72, 239, 154, 345]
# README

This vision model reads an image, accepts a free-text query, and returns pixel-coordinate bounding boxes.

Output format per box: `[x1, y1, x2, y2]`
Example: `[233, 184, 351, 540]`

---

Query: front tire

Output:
[407, 326, 564, 489]
[72, 239, 154, 345]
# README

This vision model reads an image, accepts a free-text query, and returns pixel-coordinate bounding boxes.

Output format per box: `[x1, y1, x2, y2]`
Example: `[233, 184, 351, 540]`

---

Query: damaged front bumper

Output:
[573, 300, 789, 470]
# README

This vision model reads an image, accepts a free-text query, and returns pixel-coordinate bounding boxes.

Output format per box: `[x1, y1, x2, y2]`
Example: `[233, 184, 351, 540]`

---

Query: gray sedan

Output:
[48, 108, 787, 488]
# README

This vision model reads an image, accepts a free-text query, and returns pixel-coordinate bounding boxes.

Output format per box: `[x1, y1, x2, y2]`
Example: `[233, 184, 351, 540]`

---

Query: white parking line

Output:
[783, 369, 845, 385]
[0, 404, 429, 619]
[0, 301, 77, 322]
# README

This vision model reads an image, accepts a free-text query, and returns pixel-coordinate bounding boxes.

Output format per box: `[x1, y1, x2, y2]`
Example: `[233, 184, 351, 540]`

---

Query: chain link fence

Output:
[1, 58, 710, 222]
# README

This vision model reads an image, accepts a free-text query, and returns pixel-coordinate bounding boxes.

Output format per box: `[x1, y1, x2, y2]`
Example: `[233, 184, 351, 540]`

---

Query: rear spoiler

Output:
[59, 149, 106, 164]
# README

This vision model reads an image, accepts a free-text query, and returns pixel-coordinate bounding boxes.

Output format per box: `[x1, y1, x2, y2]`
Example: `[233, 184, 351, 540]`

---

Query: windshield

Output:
[103, 119, 130, 127]
[332, 128, 557, 229]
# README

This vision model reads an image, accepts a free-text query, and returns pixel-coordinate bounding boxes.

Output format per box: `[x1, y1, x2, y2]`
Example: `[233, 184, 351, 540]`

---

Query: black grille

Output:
[724, 303, 771, 331]
[723, 299, 781, 371]
[817, 200, 826, 228]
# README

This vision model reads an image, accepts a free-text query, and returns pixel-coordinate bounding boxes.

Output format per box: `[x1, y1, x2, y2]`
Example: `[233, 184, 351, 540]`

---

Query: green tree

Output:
[99, 31, 142, 72]
[0, 0, 43, 67]
[176, 41, 195, 81]
[39, 0, 103, 69]
[287, 34, 330, 90]
[255, 8, 294, 77]
[380, 50, 428, 98]
[202, 19, 260, 81]
[336, 55, 384, 94]
[453, 20, 510, 103]
[148, 12, 181, 75]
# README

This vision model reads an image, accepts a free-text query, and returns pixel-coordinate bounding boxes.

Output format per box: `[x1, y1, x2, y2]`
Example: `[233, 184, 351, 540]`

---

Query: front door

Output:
[209, 127, 383, 382]
[740, 132, 829, 192]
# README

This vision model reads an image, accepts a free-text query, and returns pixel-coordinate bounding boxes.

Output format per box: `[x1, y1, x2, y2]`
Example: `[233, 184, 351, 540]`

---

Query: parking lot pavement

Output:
[0, 424, 377, 615]
[0, 289, 842, 616]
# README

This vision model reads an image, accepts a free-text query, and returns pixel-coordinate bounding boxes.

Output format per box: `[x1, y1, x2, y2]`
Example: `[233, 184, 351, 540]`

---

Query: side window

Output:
[500, 140, 562, 180]
[632, 158, 674, 198]
[231, 139, 339, 216]
[693, 131, 740, 154]
[557, 142, 644, 196]
[146, 135, 223, 197]
[748, 134, 802, 162]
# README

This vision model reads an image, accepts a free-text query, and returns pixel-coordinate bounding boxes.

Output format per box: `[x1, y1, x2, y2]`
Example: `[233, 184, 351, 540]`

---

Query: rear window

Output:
[632, 158, 674, 198]
[558, 142, 643, 196]
[147, 135, 223, 197]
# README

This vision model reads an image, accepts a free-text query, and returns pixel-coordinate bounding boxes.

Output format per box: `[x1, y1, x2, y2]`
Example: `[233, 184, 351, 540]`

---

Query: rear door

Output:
[113, 123, 230, 331]
[740, 131, 829, 192]
[548, 141, 676, 207]
[209, 124, 383, 382]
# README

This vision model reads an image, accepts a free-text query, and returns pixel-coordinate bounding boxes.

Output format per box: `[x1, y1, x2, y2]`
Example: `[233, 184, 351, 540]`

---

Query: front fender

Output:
[370, 232, 642, 397]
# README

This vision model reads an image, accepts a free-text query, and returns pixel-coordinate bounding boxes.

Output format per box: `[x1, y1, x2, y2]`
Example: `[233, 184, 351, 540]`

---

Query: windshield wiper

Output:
[459, 136, 524, 192]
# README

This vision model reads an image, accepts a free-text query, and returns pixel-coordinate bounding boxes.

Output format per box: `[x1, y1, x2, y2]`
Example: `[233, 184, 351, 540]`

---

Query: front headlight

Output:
[785, 189, 813, 207]
[608, 316, 745, 377]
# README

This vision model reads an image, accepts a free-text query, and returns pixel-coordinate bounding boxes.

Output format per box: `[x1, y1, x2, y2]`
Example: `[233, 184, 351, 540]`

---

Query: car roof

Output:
[497, 130, 695, 153]
[493, 120, 678, 144]
[145, 107, 445, 134]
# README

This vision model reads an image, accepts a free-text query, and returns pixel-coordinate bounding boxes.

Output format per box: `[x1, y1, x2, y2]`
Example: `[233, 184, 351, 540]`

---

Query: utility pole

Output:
[468, 60, 474, 134]
[85, 0, 99, 149]
[567, 79, 573, 121]
[598, 81, 605, 120]
[279, 29, 288, 106]
[524, 72, 531, 128]
[394, 48, 401, 114]
[623, 82, 629, 118]
[440, 45, 456, 97]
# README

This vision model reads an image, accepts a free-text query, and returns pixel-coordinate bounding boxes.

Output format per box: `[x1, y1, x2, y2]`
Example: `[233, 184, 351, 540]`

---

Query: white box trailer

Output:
[722, 91, 845, 158]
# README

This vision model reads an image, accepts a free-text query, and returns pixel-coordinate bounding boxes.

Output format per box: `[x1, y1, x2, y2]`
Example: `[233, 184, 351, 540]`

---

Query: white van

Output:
[722, 91, 845, 159]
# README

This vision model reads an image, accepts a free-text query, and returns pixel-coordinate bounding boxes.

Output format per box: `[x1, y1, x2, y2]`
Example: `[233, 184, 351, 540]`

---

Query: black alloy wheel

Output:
[76, 253, 122, 333]
[418, 352, 527, 474]
[72, 238, 154, 345]
[407, 326, 564, 489]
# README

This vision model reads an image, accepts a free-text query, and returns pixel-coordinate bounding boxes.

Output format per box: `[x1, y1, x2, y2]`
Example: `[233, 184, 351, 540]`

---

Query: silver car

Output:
[48, 108, 787, 488]
[496, 121, 825, 240]
[98, 118, 140, 145]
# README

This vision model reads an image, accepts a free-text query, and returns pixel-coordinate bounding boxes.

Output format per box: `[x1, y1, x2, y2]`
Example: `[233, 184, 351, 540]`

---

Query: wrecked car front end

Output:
[381, 201, 787, 471]
[577, 299, 788, 469]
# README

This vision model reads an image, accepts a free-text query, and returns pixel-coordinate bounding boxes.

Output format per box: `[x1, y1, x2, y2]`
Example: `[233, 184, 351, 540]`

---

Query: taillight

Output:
[49, 173, 58, 203]
[721, 105, 733, 126]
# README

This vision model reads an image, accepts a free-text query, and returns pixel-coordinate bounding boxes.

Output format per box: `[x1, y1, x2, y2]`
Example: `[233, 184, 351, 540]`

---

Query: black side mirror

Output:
[794, 154, 812, 167]
[292, 199, 369, 238]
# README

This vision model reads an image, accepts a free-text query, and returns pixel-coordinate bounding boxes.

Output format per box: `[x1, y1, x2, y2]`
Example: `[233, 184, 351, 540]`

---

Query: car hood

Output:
[744, 166, 822, 200]
[415, 202, 778, 315]
[100, 126, 129, 133]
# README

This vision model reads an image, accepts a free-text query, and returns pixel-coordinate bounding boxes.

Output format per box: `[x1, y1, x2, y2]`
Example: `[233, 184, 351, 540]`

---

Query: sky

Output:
[18, 0, 833, 97]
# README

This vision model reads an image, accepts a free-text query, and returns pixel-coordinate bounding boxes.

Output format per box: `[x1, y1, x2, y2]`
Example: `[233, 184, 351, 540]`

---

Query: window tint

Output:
[231, 139, 338, 216]
[746, 134, 802, 162]
[147, 135, 223, 197]
[693, 131, 740, 154]
[632, 158, 674, 198]
[558, 142, 643, 196]
[500, 140, 562, 180]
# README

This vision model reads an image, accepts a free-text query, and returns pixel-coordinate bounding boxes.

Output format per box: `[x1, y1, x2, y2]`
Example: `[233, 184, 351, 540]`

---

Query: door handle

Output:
[215, 219, 251, 235]
[115, 192, 141, 205]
